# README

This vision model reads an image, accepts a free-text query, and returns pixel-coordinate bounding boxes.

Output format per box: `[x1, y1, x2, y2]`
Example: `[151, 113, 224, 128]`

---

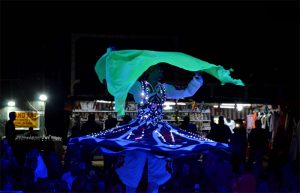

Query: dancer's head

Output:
[143, 64, 164, 82]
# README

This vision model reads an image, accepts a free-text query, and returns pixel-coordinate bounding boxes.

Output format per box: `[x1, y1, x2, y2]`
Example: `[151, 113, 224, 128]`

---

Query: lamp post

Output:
[39, 94, 47, 136]
[39, 94, 47, 102]
[7, 100, 16, 107]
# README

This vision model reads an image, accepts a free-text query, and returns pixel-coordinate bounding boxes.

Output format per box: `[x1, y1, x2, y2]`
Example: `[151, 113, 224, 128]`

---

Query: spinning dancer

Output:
[70, 48, 245, 193]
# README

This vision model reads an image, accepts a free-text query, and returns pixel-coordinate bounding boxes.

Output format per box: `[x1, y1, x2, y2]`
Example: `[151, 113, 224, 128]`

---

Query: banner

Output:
[13, 111, 40, 130]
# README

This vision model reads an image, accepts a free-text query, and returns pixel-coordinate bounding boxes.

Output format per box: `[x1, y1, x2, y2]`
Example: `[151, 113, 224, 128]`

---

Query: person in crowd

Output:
[5, 111, 17, 145]
[210, 115, 217, 131]
[269, 121, 291, 191]
[173, 158, 201, 193]
[232, 162, 256, 193]
[81, 114, 102, 135]
[61, 147, 87, 192]
[104, 113, 118, 129]
[248, 119, 268, 177]
[103, 113, 120, 188]
[21, 149, 48, 191]
[44, 151, 63, 180]
[25, 127, 38, 137]
[119, 115, 132, 126]
[207, 116, 232, 143]
[0, 138, 19, 191]
[200, 151, 219, 192]
[69, 48, 244, 193]
[229, 119, 248, 174]
[70, 125, 81, 138]
[180, 115, 197, 134]
[224, 117, 235, 133]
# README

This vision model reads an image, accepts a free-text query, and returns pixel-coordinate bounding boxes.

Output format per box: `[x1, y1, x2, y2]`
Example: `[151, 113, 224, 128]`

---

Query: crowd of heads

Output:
[1, 109, 299, 192]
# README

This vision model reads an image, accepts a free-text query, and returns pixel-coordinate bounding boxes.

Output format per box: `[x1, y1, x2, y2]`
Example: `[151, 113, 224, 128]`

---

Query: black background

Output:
[1, 0, 299, 136]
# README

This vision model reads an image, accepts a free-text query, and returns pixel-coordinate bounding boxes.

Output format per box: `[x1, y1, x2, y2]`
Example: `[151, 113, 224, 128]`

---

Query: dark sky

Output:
[1, 0, 299, 104]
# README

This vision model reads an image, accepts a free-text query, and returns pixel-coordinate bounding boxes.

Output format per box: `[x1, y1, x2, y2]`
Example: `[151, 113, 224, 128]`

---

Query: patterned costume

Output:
[70, 76, 229, 187]
[70, 77, 229, 156]
[69, 48, 244, 188]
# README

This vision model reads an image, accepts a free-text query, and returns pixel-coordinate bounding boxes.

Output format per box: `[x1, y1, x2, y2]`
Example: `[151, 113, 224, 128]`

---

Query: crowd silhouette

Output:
[1, 110, 299, 193]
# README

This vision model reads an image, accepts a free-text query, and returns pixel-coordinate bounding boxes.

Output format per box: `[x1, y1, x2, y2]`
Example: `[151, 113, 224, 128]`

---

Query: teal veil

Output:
[95, 48, 245, 116]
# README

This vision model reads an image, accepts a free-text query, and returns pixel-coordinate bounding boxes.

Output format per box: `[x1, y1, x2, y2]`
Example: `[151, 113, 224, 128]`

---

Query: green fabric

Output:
[95, 48, 245, 116]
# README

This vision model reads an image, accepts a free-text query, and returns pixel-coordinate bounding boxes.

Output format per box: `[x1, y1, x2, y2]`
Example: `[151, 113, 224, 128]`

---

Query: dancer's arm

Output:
[164, 73, 203, 99]
[129, 81, 142, 103]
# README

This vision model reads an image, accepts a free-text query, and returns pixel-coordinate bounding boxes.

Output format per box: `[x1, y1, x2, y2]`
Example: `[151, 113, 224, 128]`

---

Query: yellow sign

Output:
[14, 111, 39, 129]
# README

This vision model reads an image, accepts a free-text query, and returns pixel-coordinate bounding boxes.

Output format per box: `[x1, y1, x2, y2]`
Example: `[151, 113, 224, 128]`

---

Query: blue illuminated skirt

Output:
[69, 118, 230, 158]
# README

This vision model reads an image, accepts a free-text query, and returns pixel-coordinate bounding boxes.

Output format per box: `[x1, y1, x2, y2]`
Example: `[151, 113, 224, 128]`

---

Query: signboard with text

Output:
[12, 111, 40, 130]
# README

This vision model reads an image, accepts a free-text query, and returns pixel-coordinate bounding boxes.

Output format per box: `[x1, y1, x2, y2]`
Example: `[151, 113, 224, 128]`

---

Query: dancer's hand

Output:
[194, 71, 202, 77]
[194, 71, 203, 85]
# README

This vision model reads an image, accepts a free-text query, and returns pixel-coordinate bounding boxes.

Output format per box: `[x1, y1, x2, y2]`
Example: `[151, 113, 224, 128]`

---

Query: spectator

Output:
[229, 119, 248, 174]
[207, 116, 232, 143]
[62, 156, 87, 192]
[180, 115, 197, 134]
[119, 115, 132, 126]
[232, 162, 256, 193]
[21, 149, 48, 191]
[105, 114, 118, 129]
[5, 112, 16, 145]
[25, 127, 38, 137]
[68, 125, 81, 140]
[176, 163, 197, 192]
[0, 139, 19, 191]
[44, 151, 63, 180]
[248, 119, 268, 177]
[210, 116, 217, 131]
[81, 114, 102, 135]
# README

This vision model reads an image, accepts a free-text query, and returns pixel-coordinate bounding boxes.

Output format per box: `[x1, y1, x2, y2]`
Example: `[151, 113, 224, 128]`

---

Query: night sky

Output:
[1, 1, 299, 134]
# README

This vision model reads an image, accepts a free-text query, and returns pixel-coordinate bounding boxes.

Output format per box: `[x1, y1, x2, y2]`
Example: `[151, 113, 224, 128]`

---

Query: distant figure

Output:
[103, 114, 119, 180]
[229, 119, 247, 174]
[210, 116, 217, 131]
[5, 112, 16, 145]
[180, 116, 197, 134]
[81, 114, 102, 135]
[104, 114, 118, 129]
[0, 138, 19, 191]
[67, 125, 81, 143]
[232, 162, 256, 193]
[70, 125, 81, 137]
[119, 115, 132, 126]
[44, 151, 63, 180]
[21, 149, 48, 191]
[207, 116, 232, 143]
[25, 127, 38, 137]
[224, 117, 235, 133]
[175, 163, 196, 192]
[248, 119, 268, 176]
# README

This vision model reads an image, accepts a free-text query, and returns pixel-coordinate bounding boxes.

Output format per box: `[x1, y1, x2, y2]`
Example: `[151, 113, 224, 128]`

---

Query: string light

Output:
[71, 80, 222, 153]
